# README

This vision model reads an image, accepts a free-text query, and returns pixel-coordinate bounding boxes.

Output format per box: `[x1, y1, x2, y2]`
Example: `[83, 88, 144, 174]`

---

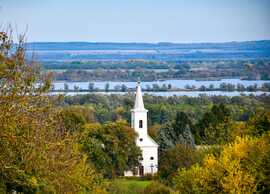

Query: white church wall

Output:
[141, 146, 158, 174]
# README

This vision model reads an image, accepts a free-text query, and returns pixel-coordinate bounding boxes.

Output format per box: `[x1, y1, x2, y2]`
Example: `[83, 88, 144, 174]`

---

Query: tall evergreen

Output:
[158, 111, 195, 151]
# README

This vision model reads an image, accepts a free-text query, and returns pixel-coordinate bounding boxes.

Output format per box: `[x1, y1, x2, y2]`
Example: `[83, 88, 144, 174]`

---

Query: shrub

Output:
[173, 134, 270, 194]
[141, 181, 175, 194]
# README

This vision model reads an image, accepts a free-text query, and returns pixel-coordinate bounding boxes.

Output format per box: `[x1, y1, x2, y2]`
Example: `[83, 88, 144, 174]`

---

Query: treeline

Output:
[43, 59, 269, 71]
[51, 68, 189, 82]
[196, 82, 270, 92]
[44, 60, 178, 70]
[54, 82, 270, 92]
[44, 59, 270, 81]
[62, 93, 270, 126]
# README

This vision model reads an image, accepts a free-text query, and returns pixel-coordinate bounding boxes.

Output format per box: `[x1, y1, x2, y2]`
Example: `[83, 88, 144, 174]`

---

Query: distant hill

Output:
[23, 40, 270, 61]
[24, 40, 270, 51]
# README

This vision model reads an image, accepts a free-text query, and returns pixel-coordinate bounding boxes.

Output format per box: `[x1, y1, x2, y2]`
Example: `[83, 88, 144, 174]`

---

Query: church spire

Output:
[134, 81, 145, 110]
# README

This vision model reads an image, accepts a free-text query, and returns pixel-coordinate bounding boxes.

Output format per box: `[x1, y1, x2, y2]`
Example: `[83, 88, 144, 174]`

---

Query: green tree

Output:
[81, 121, 141, 178]
[105, 83, 110, 92]
[88, 82, 95, 91]
[247, 112, 270, 137]
[196, 103, 231, 144]
[158, 144, 197, 184]
[157, 111, 195, 151]
[121, 84, 128, 92]
[59, 106, 97, 132]
[64, 83, 69, 91]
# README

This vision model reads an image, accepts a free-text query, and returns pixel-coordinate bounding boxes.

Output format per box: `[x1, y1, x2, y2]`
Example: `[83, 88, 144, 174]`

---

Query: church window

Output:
[139, 138, 143, 141]
[139, 120, 143, 128]
[150, 157, 154, 160]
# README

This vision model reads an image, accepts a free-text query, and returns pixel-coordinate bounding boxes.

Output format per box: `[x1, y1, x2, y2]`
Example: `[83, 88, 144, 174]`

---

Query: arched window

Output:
[139, 120, 143, 128]
[150, 157, 154, 160]
[139, 138, 143, 141]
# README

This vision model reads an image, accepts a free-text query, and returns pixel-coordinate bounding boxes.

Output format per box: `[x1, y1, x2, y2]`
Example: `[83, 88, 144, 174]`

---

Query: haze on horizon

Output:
[0, 0, 270, 43]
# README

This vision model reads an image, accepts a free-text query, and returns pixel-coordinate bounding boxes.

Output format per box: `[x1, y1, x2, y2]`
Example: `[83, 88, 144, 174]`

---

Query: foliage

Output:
[0, 32, 106, 193]
[157, 111, 195, 151]
[59, 106, 87, 132]
[173, 134, 270, 194]
[81, 121, 141, 178]
[246, 112, 270, 137]
[158, 144, 197, 184]
[229, 111, 270, 140]
[63, 94, 269, 131]
[148, 124, 161, 141]
[196, 103, 232, 144]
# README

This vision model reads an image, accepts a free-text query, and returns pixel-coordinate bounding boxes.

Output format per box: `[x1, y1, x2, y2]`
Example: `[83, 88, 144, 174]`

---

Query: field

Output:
[108, 179, 151, 194]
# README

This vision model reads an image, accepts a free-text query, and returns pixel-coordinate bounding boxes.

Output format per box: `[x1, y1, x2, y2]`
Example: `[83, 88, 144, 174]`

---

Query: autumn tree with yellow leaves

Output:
[173, 134, 270, 194]
[0, 31, 106, 193]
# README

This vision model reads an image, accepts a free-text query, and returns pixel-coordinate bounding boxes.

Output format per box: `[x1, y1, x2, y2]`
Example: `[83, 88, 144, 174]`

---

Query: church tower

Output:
[127, 81, 158, 176]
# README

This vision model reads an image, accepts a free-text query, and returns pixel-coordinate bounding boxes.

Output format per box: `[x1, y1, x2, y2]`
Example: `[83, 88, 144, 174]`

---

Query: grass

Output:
[108, 178, 151, 194]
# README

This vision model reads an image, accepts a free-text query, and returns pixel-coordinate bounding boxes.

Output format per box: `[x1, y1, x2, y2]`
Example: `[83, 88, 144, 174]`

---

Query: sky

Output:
[0, 0, 270, 43]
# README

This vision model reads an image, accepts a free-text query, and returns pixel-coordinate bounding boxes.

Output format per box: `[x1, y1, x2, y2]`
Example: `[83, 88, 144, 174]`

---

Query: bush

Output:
[173, 134, 270, 194]
[141, 173, 157, 181]
[141, 181, 175, 194]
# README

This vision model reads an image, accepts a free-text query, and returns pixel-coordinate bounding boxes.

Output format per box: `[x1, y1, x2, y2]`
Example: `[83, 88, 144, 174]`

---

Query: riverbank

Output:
[49, 91, 270, 97]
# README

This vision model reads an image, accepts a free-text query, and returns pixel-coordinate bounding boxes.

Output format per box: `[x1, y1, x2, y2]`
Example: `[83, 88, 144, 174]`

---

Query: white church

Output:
[125, 82, 158, 176]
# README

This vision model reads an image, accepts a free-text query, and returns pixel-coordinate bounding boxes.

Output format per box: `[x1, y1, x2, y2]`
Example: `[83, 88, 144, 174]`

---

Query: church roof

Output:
[137, 135, 159, 147]
[133, 81, 147, 111]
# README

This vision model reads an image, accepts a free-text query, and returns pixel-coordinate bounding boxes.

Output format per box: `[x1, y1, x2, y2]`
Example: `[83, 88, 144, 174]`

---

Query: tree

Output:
[64, 83, 69, 91]
[105, 83, 110, 92]
[81, 121, 141, 178]
[152, 84, 160, 91]
[114, 84, 121, 91]
[121, 84, 128, 92]
[157, 111, 195, 152]
[199, 85, 207, 91]
[158, 144, 197, 184]
[88, 82, 95, 91]
[209, 84, 214, 91]
[173, 134, 270, 194]
[74, 84, 79, 91]
[247, 112, 270, 137]
[59, 106, 90, 132]
[196, 104, 231, 144]
[0, 32, 105, 193]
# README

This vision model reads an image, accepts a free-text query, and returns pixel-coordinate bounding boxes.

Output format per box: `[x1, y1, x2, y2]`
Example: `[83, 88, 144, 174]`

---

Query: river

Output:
[51, 79, 270, 97]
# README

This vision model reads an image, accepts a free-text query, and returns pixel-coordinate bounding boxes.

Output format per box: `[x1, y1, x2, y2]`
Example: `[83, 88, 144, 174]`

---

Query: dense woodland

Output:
[45, 59, 270, 81]
[1, 33, 270, 194]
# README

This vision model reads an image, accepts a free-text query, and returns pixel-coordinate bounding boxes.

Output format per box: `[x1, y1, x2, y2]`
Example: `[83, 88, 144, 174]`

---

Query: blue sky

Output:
[0, 0, 269, 42]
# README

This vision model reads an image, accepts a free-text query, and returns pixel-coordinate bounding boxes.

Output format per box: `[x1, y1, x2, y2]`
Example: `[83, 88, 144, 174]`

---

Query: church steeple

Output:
[134, 81, 145, 110]
[127, 80, 158, 177]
